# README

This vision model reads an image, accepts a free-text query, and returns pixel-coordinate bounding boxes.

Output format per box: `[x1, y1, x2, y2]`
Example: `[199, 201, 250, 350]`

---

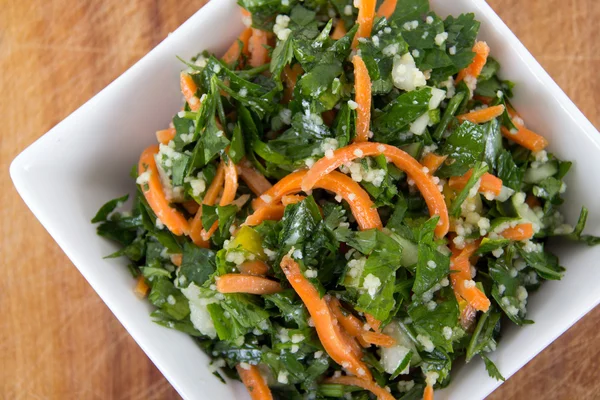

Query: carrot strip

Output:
[457, 105, 505, 124]
[180, 72, 201, 111]
[245, 203, 286, 226]
[376, 0, 397, 18]
[423, 384, 434, 400]
[138, 145, 190, 236]
[170, 254, 183, 267]
[361, 331, 396, 348]
[156, 128, 176, 145]
[456, 41, 490, 83]
[189, 163, 225, 247]
[280, 256, 371, 379]
[473, 95, 493, 105]
[331, 20, 347, 40]
[525, 194, 541, 209]
[182, 200, 200, 215]
[352, 55, 372, 143]
[352, 0, 377, 48]
[239, 158, 273, 196]
[450, 242, 490, 312]
[324, 376, 394, 400]
[301, 143, 448, 237]
[236, 364, 273, 400]
[249, 28, 270, 68]
[328, 297, 370, 348]
[448, 170, 503, 196]
[365, 313, 381, 332]
[231, 194, 251, 210]
[237, 260, 270, 276]
[421, 153, 447, 175]
[134, 276, 150, 298]
[501, 124, 549, 152]
[216, 274, 282, 295]
[281, 194, 306, 206]
[222, 27, 253, 65]
[253, 170, 382, 231]
[500, 223, 534, 241]
[201, 160, 239, 241]
[282, 64, 303, 103]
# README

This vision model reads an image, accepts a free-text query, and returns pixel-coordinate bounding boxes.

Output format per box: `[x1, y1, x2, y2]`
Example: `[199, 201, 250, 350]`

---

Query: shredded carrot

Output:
[189, 163, 225, 247]
[500, 223, 535, 241]
[423, 384, 434, 400]
[281, 194, 306, 206]
[182, 200, 200, 215]
[301, 143, 448, 237]
[134, 275, 150, 298]
[282, 64, 303, 103]
[456, 41, 490, 83]
[376, 0, 397, 18]
[170, 254, 183, 267]
[421, 153, 447, 175]
[352, 55, 372, 143]
[448, 170, 503, 197]
[222, 27, 253, 65]
[331, 20, 347, 40]
[361, 331, 396, 348]
[501, 124, 549, 152]
[237, 260, 270, 276]
[449, 242, 490, 312]
[156, 128, 176, 145]
[245, 203, 286, 226]
[216, 274, 282, 295]
[236, 364, 273, 400]
[238, 158, 273, 196]
[249, 28, 270, 68]
[280, 256, 372, 379]
[352, 0, 377, 48]
[138, 145, 190, 236]
[180, 72, 201, 111]
[525, 194, 541, 209]
[253, 170, 382, 231]
[457, 105, 505, 124]
[365, 313, 381, 332]
[328, 297, 370, 347]
[201, 160, 239, 241]
[324, 376, 394, 400]
[231, 194, 251, 210]
[473, 95, 493, 105]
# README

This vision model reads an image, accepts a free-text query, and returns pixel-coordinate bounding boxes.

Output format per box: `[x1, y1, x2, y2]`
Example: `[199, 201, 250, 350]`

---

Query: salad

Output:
[92, 0, 599, 399]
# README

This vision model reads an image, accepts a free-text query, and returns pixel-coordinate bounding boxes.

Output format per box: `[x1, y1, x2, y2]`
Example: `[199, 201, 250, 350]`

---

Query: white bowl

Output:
[10, 0, 600, 399]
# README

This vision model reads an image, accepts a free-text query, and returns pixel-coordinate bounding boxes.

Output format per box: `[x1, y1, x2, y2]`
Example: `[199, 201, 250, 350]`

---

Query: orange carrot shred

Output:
[236, 364, 273, 400]
[331, 20, 347, 40]
[328, 297, 370, 348]
[216, 274, 282, 295]
[189, 163, 225, 247]
[280, 256, 371, 379]
[222, 27, 253, 65]
[376, 0, 397, 18]
[352, 0, 377, 48]
[423, 384, 434, 400]
[180, 72, 202, 111]
[449, 241, 490, 312]
[456, 41, 490, 83]
[301, 143, 448, 237]
[249, 28, 270, 67]
[421, 153, 447, 175]
[237, 260, 270, 276]
[156, 128, 176, 145]
[244, 203, 286, 226]
[182, 200, 200, 215]
[201, 159, 239, 241]
[500, 223, 535, 241]
[252, 170, 382, 231]
[138, 145, 190, 236]
[457, 105, 505, 124]
[281, 194, 306, 206]
[361, 331, 396, 348]
[170, 254, 183, 267]
[352, 55, 372, 143]
[448, 170, 503, 196]
[501, 124, 549, 152]
[238, 158, 272, 196]
[282, 64, 303, 103]
[324, 376, 394, 400]
[365, 313, 381, 332]
[134, 275, 150, 298]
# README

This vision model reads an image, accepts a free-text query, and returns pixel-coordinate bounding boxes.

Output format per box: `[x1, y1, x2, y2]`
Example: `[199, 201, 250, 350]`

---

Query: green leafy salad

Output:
[92, 0, 599, 398]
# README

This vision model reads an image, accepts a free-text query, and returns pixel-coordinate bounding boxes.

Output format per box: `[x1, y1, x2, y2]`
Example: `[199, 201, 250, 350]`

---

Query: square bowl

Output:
[10, 0, 600, 399]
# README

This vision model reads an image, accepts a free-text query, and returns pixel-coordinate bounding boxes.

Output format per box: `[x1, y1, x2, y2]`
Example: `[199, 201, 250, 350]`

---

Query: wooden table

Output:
[1, 0, 598, 398]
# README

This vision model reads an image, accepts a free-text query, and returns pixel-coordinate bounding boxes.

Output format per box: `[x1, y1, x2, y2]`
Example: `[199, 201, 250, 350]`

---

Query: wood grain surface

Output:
[1, 0, 598, 399]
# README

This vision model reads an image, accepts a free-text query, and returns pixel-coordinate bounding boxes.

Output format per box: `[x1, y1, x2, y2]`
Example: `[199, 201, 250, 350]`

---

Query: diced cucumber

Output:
[381, 321, 422, 375]
[523, 161, 558, 184]
[400, 142, 424, 160]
